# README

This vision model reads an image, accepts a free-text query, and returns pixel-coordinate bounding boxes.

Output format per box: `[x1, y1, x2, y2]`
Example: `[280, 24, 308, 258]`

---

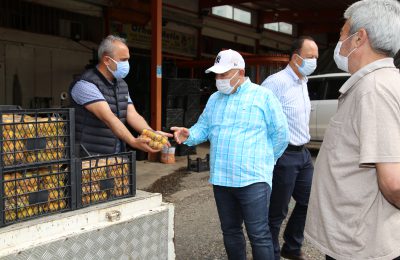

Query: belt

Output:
[286, 144, 305, 152]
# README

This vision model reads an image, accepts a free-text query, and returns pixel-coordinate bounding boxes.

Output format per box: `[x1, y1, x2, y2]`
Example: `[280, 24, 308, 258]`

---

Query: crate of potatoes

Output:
[76, 152, 136, 208]
[1, 162, 75, 226]
[0, 109, 74, 168]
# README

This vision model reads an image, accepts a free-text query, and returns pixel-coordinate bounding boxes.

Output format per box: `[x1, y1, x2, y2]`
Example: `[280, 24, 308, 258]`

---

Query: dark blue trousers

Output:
[268, 147, 313, 260]
[213, 182, 274, 260]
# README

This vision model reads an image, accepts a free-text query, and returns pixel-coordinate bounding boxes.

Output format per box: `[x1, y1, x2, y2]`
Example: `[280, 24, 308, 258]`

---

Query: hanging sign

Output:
[110, 23, 197, 57]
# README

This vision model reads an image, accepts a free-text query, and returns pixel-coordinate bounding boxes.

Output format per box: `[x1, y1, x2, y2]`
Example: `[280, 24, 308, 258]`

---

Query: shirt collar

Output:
[234, 77, 251, 94]
[285, 65, 307, 84]
[95, 65, 116, 86]
[339, 58, 396, 95]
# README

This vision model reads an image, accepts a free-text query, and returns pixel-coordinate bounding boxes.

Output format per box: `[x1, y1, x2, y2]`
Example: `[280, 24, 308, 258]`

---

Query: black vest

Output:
[70, 68, 129, 155]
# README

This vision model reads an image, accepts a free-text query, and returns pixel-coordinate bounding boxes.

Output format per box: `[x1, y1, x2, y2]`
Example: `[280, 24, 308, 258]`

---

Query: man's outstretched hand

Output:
[170, 127, 190, 144]
[156, 130, 174, 147]
[133, 136, 161, 153]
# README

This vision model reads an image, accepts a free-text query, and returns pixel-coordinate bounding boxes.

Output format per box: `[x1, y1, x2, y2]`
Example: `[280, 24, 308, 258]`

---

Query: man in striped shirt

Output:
[171, 49, 289, 260]
[261, 36, 318, 260]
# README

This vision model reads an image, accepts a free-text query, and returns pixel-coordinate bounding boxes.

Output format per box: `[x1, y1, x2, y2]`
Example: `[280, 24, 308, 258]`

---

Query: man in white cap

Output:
[171, 49, 289, 259]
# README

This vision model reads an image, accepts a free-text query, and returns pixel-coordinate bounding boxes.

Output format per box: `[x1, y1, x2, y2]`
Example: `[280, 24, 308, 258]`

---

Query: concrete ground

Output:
[136, 143, 324, 260]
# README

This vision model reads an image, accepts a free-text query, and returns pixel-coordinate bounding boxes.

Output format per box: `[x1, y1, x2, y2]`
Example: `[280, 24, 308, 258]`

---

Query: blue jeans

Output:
[213, 182, 274, 260]
[269, 148, 313, 259]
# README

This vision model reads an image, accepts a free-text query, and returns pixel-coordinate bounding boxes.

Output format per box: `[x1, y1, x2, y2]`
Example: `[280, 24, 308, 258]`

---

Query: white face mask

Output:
[295, 54, 317, 76]
[333, 32, 358, 72]
[216, 70, 240, 94]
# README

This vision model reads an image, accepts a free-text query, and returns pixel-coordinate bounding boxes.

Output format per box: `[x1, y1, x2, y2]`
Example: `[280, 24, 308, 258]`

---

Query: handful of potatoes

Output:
[140, 129, 168, 150]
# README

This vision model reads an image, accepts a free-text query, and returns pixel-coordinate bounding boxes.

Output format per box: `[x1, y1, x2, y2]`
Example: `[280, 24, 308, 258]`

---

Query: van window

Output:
[307, 78, 325, 100]
[325, 77, 349, 99]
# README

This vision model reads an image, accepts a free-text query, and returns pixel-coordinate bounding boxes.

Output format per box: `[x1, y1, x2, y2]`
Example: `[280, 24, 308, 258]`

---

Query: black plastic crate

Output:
[187, 154, 210, 172]
[76, 152, 136, 208]
[184, 109, 202, 128]
[164, 78, 202, 95]
[0, 161, 75, 226]
[186, 79, 202, 95]
[0, 109, 75, 169]
[164, 78, 187, 95]
[175, 96, 186, 109]
[185, 95, 202, 111]
[165, 95, 175, 109]
[165, 109, 184, 129]
[176, 144, 196, 156]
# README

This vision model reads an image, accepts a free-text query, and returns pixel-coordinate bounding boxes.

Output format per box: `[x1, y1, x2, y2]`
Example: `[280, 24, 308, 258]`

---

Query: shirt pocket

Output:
[321, 118, 343, 151]
[236, 104, 263, 128]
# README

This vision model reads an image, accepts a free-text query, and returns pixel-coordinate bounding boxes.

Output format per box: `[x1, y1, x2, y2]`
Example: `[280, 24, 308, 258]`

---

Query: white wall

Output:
[0, 28, 95, 107]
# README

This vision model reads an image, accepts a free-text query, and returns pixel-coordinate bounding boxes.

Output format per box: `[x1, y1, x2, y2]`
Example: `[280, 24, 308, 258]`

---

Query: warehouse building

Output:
[0, 0, 355, 151]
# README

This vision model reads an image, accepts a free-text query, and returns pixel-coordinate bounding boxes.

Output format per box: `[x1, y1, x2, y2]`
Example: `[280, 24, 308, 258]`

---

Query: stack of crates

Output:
[0, 109, 75, 226]
[75, 151, 136, 208]
[0, 108, 138, 225]
[163, 79, 204, 156]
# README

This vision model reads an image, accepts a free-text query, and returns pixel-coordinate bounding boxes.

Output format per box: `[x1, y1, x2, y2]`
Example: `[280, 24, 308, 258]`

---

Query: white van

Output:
[307, 73, 351, 142]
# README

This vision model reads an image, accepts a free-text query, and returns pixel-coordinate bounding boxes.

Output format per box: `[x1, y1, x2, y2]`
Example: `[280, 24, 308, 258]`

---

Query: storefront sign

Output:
[111, 23, 197, 57]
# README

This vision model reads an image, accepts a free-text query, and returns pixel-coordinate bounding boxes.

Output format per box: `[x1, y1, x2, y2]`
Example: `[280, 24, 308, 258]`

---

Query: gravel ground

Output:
[147, 164, 324, 260]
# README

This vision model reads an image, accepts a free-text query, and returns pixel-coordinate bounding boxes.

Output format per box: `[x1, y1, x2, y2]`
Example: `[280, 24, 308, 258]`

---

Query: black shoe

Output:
[280, 249, 307, 260]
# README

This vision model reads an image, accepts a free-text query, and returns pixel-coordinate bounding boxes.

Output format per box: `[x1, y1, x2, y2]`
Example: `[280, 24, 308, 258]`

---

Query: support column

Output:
[256, 65, 260, 84]
[150, 0, 162, 130]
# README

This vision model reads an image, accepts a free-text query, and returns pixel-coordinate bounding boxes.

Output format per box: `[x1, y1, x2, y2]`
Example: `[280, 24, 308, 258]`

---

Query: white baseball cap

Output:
[205, 49, 245, 74]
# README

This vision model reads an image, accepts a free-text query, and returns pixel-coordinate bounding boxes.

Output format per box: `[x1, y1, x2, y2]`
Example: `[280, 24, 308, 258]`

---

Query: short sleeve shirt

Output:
[71, 80, 133, 153]
[71, 80, 133, 105]
[305, 58, 400, 260]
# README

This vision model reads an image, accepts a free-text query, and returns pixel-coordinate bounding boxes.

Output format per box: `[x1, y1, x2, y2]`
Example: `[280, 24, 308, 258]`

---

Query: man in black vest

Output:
[70, 35, 171, 155]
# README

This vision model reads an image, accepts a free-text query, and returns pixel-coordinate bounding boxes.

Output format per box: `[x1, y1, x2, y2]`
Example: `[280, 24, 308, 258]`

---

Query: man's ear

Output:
[102, 55, 114, 66]
[291, 53, 301, 65]
[239, 69, 245, 76]
[101, 55, 108, 65]
[356, 28, 368, 47]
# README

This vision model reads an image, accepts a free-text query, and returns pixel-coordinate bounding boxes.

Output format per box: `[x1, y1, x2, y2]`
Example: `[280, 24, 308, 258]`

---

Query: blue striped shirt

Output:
[184, 78, 289, 187]
[261, 65, 311, 145]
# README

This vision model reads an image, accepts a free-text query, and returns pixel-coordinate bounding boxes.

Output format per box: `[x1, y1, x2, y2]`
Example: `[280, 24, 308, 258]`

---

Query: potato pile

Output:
[3, 166, 68, 222]
[140, 129, 168, 150]
[81, 157, 131, 205]
[1, 114, 66, 166]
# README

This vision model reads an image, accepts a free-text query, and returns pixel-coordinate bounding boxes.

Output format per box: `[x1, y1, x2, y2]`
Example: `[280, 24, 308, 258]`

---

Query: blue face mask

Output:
[106, 57, 130, 79]
[295, 54, 317, 76]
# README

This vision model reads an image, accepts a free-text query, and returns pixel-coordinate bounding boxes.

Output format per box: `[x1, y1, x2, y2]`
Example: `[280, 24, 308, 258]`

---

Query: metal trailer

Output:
[0, 191, 175, 260]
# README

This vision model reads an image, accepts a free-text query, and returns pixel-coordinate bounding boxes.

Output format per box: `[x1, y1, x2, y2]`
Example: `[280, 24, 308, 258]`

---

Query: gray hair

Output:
[344, 0, 400, 57]
[97, 35, 127, 60]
